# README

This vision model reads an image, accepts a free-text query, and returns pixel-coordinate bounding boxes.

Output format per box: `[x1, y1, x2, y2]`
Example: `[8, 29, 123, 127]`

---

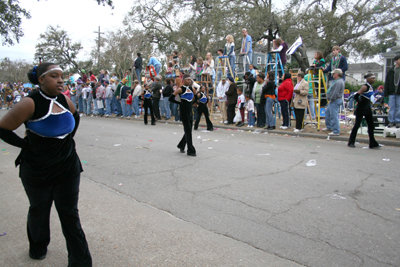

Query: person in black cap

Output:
[170, 74, 197, 156]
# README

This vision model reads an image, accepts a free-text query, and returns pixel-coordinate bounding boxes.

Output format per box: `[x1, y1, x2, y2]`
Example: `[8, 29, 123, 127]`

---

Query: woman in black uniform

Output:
[194, 85, 213, 131]
[142, 83, 156, 125]
[170, 74, 197, 156]
[348, 73, 380, 148]
[0, 63, 92, 266]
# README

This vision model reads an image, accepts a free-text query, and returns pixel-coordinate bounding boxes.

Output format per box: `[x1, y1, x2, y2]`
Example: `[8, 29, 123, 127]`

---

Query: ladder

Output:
[304, 67, 328, 130]
[236, 54, 251, 91]
[264, 52, 285, 126]
[210, 56, 235, 116]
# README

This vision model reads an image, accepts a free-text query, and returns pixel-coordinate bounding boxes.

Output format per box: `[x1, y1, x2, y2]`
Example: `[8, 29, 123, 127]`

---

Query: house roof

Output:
[381, 46, 400, 58]
[347, 62, 383, 73]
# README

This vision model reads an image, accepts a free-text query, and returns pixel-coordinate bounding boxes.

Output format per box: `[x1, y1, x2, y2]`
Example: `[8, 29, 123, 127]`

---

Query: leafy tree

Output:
[0, 0, 31, 46]
[0, 57, 32, 82]
[124, 0, 242, 61]
[278, 0, 400, 70]
[0, 0, 113, 46]
[34, 25, 83, 70]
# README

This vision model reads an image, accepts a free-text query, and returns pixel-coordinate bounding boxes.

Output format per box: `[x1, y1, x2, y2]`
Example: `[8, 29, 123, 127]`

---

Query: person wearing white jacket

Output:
[131, 80, 143, 118]
[216, 75, 230, 123]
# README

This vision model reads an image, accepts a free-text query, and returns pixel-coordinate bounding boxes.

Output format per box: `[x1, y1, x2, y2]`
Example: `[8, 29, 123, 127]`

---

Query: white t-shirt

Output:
[225, 42, 235, 56]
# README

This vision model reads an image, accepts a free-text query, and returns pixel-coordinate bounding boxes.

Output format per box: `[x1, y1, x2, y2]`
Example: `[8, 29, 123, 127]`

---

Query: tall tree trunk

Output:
[291, 46, 310, 72]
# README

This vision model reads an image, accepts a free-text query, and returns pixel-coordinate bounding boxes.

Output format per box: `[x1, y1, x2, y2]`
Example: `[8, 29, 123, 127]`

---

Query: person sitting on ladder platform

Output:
[271, 38, 289, 78]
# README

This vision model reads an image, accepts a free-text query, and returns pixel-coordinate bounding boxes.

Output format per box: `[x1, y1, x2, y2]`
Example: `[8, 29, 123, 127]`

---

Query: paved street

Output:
[1, 111, 400, 266]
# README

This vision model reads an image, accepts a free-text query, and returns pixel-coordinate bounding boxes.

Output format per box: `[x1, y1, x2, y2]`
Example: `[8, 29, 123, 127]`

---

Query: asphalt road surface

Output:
[1, 112, 399, 267]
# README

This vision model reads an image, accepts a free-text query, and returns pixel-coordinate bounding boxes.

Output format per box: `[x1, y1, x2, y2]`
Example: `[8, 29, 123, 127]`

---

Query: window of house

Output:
[257, 57, 261, 64]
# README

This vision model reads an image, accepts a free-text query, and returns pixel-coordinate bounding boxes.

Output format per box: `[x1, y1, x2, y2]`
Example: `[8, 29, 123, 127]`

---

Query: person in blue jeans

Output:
[323, 69, 345, 135]
[245, 95, 255, 127]
[147, 55, 162, 76]
[261, 71, 277, 130]
[133, 52, 142, 82]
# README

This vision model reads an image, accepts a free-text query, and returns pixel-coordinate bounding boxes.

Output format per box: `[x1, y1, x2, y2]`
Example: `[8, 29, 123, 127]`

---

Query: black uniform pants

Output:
[144, 99, 155, 124]
[294, 108, 305, 130]
[194, 105, 213, 130]
[348, 109, 379, 148]
[227, 103, 236, 124]
[178, 118, 196, 155]
[22, 174, 92, 266]
[152, 97, 161, 120]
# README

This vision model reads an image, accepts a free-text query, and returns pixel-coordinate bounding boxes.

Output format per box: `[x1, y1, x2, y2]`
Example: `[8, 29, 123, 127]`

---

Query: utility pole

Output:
[94, 26, 105, 67]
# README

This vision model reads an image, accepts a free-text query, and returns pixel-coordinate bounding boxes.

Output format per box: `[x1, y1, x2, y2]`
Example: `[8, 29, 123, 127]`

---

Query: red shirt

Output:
[90, 74, 96, 82]
[126, 95, 133, 105]
[278, 78, 294, 102]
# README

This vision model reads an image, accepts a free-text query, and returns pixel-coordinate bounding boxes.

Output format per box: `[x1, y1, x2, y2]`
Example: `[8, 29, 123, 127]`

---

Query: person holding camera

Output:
[292, 72, 309, 133]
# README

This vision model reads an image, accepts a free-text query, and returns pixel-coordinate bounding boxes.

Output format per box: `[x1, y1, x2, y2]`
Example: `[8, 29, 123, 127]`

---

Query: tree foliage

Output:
[34, 25, 83, 70]
[88, 28, 152, 78]
[124, 0, 244, 62]
[0, 0, 31, 46]
[124, 0, 399, 72]
[278, 0, 400, 70]
[0, 57, 32, 82]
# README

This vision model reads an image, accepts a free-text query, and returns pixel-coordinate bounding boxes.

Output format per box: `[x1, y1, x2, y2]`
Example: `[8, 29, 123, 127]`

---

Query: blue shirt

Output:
[242, 35, 253, 53]
[147, 57, 161, 66]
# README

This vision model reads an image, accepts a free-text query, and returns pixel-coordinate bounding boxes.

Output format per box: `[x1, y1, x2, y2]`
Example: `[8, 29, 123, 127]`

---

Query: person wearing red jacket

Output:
[278, 73, 294, 129]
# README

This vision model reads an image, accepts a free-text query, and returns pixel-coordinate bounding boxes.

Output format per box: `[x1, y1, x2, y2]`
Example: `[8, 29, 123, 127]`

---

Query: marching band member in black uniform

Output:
[141, 83, 156, 125]
[170, 74, 197, 156]
[194, 85, 213, 131]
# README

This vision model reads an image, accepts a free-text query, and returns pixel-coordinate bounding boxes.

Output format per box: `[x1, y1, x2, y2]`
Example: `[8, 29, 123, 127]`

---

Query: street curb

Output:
[129, 117, 400, 148]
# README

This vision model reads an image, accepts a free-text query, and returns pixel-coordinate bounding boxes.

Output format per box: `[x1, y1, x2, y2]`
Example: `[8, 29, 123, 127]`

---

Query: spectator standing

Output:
[271, 38, 289, 77]
[245, 94, 255, 127]
[131, 80, 143, 118]
[225, 77, 238, 125]
[261, 71, 277, 130]
[216, 49, 225, 83]
[113, 79, 122, 116]
[162, 78, 173, 120]
[236, 87, 245, 127]
[322, 46, 348, 85]
[95, 81, 105, 116]
[152, 76, 162, 120]
[104, 81, 114, 117]
[70, 83, 77, 109]
[125, 90, 133, 118]
[384, 54, 400, 128]
[304, 73, 316, 120]
[292, 72, 309, 133]
[252, 73, 266, 128]
[224, 35, 236, 78]
[120, 78, 130, 118]
[216, 75, 230, 123]
[348, 74, 380, 148]
[188, 55, 197, 79]
[76, 79, 84, 113]
[323, 69, 345, 135]
[81, 69, 88, 83]
[240, 28, 253, 71]
[278, 73, 294, 129]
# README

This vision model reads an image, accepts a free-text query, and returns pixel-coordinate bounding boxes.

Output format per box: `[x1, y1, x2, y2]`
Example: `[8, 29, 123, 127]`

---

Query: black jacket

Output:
[152, 82, 162, 99]
[134, 56, 142, 69]
[245, 76, 256, 97]
[384, 66, 400, 96]
[260, 81, 276, 106]
[225, 83, 238, 105]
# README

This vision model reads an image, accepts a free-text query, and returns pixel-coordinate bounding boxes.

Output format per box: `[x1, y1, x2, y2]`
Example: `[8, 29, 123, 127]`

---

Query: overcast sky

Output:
[0, 0, 129, 62]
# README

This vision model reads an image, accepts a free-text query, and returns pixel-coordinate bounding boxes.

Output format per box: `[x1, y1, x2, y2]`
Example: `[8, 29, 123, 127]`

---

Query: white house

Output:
[346, 62, 384, 84]
[380, 29, 400, 80]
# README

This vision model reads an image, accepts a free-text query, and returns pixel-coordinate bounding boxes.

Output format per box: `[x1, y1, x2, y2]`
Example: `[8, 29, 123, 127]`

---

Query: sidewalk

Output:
[0, 145, 301, 267]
